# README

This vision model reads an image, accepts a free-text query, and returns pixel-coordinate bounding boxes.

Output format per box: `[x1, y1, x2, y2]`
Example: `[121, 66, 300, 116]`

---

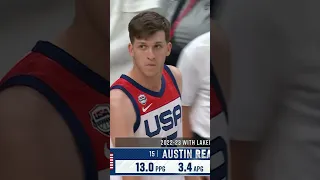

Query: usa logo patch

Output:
[89, 104, 110, 136]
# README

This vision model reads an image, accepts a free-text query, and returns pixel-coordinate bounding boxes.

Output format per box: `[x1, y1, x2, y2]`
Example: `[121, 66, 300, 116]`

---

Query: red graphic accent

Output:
[110, 153, 114, 170]
[210, 85, 223, 119]
[170, 0, 197, 39]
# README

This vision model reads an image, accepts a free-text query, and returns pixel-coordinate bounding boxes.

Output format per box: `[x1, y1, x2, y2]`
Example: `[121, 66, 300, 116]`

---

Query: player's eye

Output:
[155, 45, 162, 48]
[139, 45, 146, 49]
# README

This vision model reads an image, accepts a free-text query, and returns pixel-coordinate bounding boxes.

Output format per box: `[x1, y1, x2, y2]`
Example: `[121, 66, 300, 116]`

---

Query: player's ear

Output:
[166, 42, 172, 56]
[128, 43, 134, 57]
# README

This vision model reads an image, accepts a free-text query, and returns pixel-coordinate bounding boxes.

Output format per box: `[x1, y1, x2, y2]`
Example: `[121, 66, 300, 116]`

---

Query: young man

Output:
[110, 11, 183, 180]
[0, 0, 109, 180]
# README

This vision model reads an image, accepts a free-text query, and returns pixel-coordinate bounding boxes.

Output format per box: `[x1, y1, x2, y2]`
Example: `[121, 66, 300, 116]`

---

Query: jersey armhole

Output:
[0, 75, 97, 180]
[164, 65, 181, 97]
[110, 85, 141, 133]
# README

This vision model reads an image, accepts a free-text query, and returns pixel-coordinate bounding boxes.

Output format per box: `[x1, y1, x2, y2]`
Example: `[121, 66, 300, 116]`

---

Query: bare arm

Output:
[110, 89, 141, 180]
[0, 87, 84, 180]
[110, 89, 136, 145]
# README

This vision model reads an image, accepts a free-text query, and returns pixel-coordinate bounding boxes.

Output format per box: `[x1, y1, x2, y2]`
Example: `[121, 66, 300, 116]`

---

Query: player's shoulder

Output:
[0, 86, 71, 143]
[0, 86, 84, 178]
[0, 86, 61, 124]
[166, 65, 182, 93]
[110, 87, 132, 108]
[166, 65, 182, 82]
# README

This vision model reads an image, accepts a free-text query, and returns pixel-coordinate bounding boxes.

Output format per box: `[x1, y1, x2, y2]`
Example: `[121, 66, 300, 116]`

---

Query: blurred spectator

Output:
[165, 0, 210, 66]
[177, 32, 212, 180]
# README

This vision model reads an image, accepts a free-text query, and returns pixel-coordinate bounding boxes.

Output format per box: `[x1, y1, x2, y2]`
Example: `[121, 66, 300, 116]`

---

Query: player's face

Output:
[81, 0, 108, 39]
[129, 31, 172, 77]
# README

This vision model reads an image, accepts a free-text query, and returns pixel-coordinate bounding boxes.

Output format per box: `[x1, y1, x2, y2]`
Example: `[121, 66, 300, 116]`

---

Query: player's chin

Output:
[143, 72, 158, 77]
[143, 69, 160, 77]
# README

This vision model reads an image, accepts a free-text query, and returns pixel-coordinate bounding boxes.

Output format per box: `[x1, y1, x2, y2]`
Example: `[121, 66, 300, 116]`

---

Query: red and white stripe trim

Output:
[110, 153, 114, 170]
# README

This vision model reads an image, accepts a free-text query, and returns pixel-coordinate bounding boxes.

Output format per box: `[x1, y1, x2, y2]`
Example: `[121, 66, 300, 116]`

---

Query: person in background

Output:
[177, 31, 213, 180]
[177, 0, 231, 179]
[165, 0, 210, 67]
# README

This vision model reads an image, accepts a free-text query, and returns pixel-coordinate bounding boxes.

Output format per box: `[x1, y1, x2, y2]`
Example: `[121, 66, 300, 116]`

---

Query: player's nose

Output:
[146, 48, 156, 60]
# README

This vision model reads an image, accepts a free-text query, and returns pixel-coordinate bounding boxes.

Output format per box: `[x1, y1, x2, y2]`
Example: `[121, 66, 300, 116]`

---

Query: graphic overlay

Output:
[111, 138, 210, 176]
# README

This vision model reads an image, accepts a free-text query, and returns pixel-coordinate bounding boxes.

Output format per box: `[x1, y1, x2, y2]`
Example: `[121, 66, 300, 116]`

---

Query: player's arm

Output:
[0, 87, 84, 180]
[110, 89, 136, 146]
[110, 89, 141, 180]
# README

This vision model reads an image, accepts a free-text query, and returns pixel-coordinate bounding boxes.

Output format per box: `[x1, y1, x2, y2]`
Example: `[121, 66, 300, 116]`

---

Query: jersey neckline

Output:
[32, 41, 109, 97]
[120, 74, 166, 97]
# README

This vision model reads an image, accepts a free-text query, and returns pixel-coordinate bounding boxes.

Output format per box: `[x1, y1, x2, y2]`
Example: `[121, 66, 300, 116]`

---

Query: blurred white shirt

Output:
[177, 32, 210, 138]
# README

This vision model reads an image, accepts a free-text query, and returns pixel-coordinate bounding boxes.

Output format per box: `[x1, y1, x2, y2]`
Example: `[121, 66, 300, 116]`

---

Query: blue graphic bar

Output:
[111, 148, 210, 160]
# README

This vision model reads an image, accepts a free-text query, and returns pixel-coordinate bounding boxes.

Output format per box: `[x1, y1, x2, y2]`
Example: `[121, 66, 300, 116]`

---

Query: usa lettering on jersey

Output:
[139, 98, 182, 139]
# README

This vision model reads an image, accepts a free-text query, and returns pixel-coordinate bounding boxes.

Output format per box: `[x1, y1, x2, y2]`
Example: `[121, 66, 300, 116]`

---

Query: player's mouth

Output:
[146, 64, 156, 66]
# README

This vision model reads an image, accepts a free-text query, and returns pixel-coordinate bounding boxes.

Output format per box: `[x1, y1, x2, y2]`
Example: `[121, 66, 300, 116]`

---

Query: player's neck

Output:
[129, 67, 163, 92]
[53, 19, 109, 80]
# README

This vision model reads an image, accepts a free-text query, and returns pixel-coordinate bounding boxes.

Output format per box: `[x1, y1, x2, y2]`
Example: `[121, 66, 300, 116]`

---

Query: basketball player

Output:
[110, 11, 183, 180]
[0, 0, 109, 180]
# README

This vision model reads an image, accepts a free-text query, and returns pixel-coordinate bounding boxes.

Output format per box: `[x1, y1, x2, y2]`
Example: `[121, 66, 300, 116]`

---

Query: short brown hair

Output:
[128, 11, 171, 43]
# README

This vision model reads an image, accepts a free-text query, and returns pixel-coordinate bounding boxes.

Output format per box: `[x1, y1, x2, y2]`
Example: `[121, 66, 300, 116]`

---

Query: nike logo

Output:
[142, 103, 153, 112]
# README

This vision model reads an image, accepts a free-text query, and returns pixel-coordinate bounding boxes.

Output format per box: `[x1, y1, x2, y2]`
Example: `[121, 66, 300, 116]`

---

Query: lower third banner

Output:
[110, 148, 210, 176]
